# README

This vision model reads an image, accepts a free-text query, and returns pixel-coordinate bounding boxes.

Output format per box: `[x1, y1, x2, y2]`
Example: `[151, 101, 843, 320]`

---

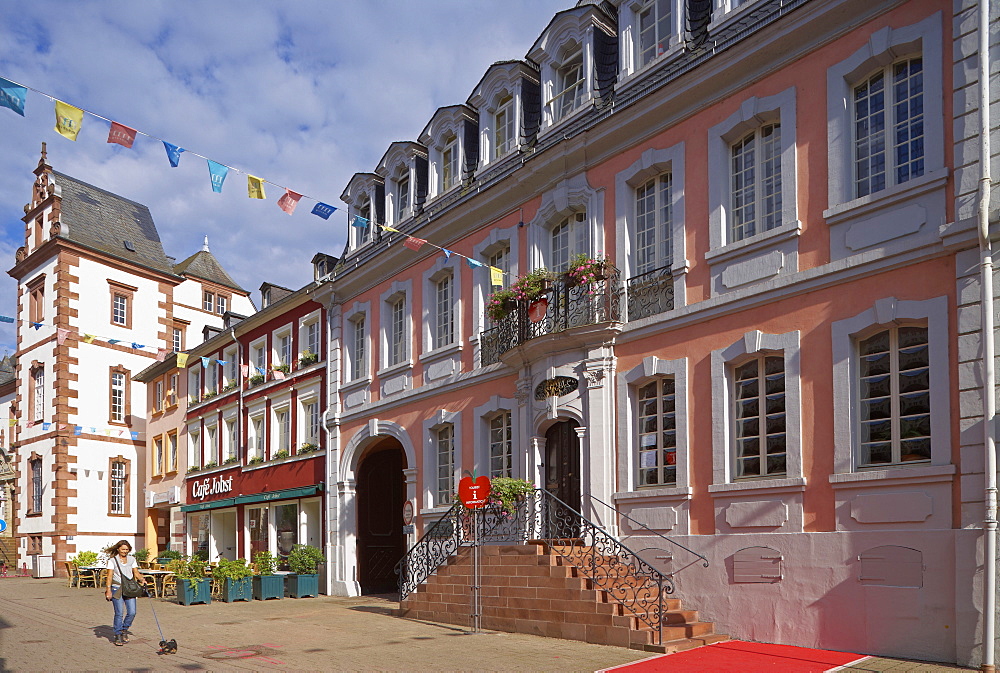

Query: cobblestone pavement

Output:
[0, 578, 976, 672]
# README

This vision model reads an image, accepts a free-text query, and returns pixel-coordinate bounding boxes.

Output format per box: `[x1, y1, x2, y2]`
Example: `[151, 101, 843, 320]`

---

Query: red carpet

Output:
[600, 640, 867, 672]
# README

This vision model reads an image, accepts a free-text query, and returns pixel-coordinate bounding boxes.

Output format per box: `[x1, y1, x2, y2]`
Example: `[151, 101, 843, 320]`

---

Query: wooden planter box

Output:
[177, 578, 211, 606]
[253, 574, 284, 600]
[286, 573, 319, 598]
[222, 577, 252, 603]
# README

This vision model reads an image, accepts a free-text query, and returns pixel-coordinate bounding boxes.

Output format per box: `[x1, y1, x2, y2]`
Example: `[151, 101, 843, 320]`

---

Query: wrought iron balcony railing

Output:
[480, 268, 623, 366]
[626, 264, 674, 321]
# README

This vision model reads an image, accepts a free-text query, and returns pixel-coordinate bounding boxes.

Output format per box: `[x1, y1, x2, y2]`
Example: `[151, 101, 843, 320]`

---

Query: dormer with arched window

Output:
[418, 105, 479, 201]
[340, 172, 384, 252]
[526, 4, 617, 133]
[376, 142, 429, 226]
[609, 0, 684, 83]
[467, 60, 541, 172]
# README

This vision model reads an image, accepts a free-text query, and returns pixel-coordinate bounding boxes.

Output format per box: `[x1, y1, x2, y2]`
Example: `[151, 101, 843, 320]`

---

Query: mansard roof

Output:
[527, 2, 616, 61]
[173, 249, 246, 292]
[51, 171, 176, 276]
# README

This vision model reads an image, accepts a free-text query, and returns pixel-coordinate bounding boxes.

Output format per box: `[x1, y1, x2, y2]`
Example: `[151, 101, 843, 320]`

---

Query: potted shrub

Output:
[273, 449, 290, 460]
[274, 363, 290, 374]
[252, 551, 283, 600]
[248, 373, 266, 386]
[299, 442, 319, 455]
[248, 455, 264, 466]
[285, 544, 325, 598]
[486, 287, 517, 323]
[299, 350, 319, 367]
[510, 268, 555, 302]
[488, 478, 535, 514]
[563, 253, 611, 287]
[173, 558, 211, 606]
[156, 549, 182, 565]
[212, 558, 253, 602]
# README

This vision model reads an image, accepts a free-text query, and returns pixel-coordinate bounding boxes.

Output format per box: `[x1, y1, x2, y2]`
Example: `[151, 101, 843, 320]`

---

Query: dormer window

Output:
[441, 137, 459, 192]
[494, 96, 516, 159]
[638, 0, 672, 67]
[355, 197, 372, 247]
[553, 47, 585, 121]
[396, 173, 410, 222]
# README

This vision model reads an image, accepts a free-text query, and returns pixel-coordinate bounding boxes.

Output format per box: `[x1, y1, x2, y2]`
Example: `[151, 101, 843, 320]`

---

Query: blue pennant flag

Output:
[130, 431, 139, 441]
[207, 160, 228, 193]
[108, 339, 120, 345]
[42, 423, 51, 431]
[31, 322, 41, 330]
[0, 78, 27, 116]
[350, 215, 369, 228]
[465, 258, 485, 269]
[131, 343, 144, 350]
[311, 202, 336, 220]
[0, 316, 13, 323]
[256, 366, 266, 375]
[201, 356, 210, 368]
[163, 142, 185, 167]
[442, 249, 453, 260]
[216, 360, 227, 366]
[74, 426, 82, 436]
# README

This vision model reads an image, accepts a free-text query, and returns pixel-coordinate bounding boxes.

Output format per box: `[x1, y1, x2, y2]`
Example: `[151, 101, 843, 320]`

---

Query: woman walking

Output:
[104, 540, 145, 646]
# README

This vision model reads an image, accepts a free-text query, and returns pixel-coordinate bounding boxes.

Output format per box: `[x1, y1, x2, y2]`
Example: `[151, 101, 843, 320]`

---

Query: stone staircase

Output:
[397, 542, 726, 653]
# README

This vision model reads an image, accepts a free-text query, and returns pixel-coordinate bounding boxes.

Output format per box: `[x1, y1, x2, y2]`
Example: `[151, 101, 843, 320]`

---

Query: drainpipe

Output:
[979, 0, 995, 670]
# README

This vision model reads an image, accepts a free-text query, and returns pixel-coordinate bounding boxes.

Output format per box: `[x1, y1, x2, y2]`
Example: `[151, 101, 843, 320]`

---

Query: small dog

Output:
[158, 639, 177, 654]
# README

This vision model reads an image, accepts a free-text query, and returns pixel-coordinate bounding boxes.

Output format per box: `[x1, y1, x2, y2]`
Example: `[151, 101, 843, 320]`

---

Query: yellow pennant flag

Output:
[247, 175, 266, 200]
[83, 333, 96, 344]
[176, 353, 190, 368]
[8, 418, 17, 427]
[489, 266, 504, 287]
[382, 225, 400, 233]
[54, 100, 84, 141]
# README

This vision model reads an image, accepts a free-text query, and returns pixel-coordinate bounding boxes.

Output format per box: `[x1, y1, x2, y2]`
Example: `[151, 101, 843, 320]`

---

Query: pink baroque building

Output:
[318, 0, 998, 666]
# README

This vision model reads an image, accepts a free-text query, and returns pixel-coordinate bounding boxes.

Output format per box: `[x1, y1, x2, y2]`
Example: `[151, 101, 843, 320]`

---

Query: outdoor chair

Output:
[64, 562, 79, 588]
[77, 567, 97, 589]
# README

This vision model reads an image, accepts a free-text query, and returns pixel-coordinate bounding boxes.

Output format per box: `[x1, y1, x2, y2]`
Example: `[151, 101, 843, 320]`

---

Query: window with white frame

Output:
[635, 174, 673, 275]
[167, 432, 177, 472]
[442, 136, 459, 192]
[251, 416, 264, 460]
[351, 314, 366, 380]
[396, 173, 410, 222]
[172, 327, 183, 353]
[32, 366, 44, 422]
[225, 419, 238, 461]
[354, 197, 373, 247]
[189, 429, 201, 467]
[189, 368, 201, 402]
[637, 377, 677, 486]
[206, 424, 218, 464]
[216, 294, 227, 315]
[203, 291, 214, 312]
[853, 58, 923, 198]
[388, 296, 406, 366]
[487, 244, 510, 285]
[488, 412, 512, 478]
[252, 341, 266, 371]
[112, 293, 128, 326]
[168, 374, 178, 406]
[435, 424, 455, 506]
[434, 273, 454, 350]
[553, 47, 584, 121]
[730, 123, 782, 243]
[110, 370, 126, 423]
[224, 348, 238, 385]
[277, 331, 292, 368]
[302, 400, 320, 447]
[30, 457, 42, 513]
[209, 361, 219, 393]
[154, 437, 164, 476]
[857, 325, 930, 467]
[304, 320, 320, 361]
[732, 355, 786, 478]
[551, 212, 589, 271]
[494, 95, 516, 159]
[109, 459, 126, 514]
[638, 0, 672, 67]
[275, 408, 290, 454]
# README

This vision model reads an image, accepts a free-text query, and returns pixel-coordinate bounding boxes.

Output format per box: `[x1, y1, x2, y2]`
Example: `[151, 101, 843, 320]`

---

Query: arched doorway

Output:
[356, 440, 406, 594]
[544, 419, 581, 512]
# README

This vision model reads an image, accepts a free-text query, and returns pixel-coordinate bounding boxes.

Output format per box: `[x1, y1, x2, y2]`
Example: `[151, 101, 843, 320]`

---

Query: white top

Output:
[106, 555, 137, 585]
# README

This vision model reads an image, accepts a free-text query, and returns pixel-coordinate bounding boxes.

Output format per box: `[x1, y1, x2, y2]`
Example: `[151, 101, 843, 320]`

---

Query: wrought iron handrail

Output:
[587, 493, 709, 577]
[626, 264, 674, 321]
[396, 489, 688, 645]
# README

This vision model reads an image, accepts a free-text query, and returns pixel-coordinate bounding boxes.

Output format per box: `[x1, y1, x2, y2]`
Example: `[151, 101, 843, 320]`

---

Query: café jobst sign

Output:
[190, 474, 235, 501]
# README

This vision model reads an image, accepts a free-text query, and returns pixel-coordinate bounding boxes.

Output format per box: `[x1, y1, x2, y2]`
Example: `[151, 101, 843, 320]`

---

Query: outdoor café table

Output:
[139, 569, 172, 598]
[77, 566, 105, 588]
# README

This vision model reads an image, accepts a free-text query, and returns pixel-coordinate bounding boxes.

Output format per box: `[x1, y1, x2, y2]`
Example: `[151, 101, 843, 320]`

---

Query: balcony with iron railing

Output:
[480, 267, 623, 366]
[626, 264, 674, 321]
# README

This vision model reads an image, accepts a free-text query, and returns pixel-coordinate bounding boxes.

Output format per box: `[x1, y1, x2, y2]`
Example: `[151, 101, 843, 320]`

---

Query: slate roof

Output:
[52, 171, 177, 276]
[0, 356, 14, 387]
[173, 249, 246, 292]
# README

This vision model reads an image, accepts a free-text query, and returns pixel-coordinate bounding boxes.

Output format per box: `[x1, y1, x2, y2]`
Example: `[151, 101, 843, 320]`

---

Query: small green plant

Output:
[134, 548, 150, 562]
[189, 395, 201, 405]
[510, 268, 555, 302]
[192, 549, 209, 562]
[253, 550, 277, 576]
[165, 558, 187, 575]
[274, 363, 290, 374]
[249, 374, 265, 386]
[299, 350, 319, 367]
[223, 455, 239, 465]
[157, 549, 182, 561]
[212, 557, 253, 582]
[299, 442, 319, 454]
[248, 455, 264, 466]
[222, 381, 239, 392]
[203, 461, 219, 470]
[70, 550, 98, 566]
[202, 390, 218, 400]
[287, 544, 325, 575]
[187, 465, 201, 473]
[489, 478, 535, 512]
[173, 557, 209, 582]
[273, 449, 290, 460]
[486, 286, 517, 322]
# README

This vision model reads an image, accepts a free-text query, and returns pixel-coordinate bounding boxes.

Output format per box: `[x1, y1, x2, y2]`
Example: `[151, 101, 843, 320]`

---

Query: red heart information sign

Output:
[458, 475, 491, 509]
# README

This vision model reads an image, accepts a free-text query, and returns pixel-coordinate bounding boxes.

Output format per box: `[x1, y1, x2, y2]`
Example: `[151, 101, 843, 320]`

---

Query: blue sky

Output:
[0, 0, 569, 356]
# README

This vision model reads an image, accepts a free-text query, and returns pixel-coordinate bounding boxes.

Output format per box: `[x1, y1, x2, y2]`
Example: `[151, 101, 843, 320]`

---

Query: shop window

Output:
[275, 503, 298, 562]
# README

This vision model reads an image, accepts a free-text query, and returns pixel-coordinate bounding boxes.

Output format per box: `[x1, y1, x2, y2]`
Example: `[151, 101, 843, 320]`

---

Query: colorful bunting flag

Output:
[83, 334, 96, 344]
[58, 424, 67, 431]
[240, 364, 249, 377]
[108, 339, 120, 345]
[31, 322, 41, 330]
[442, 249, 453, 260]
[351, 215, 369, 228]
[163, 142, 184, 167]
[0, 78, 26, 116]
[0, 316, 12, 323]
[107, 122, 137, 148]
[382, 225, 400, 233]
[489, 266, 504, 287]
[201, 356, 210, 369]
[466, 258, 485, 269]
[217, 360, 227, 366]
[73, 426, 82, 435]
[176, 353, 190, 368]
[131, 342, 144, 350]
[130, 431, 139, 441]
[273, 368, 286, 380]
[42, 423, 51, 431]
[8, 419, 16, 427]
[247, 175, 266, 199]
[156, 349, 168, 362]
[277, 189, 302, 215]
[54, 100, 84, 141]
[403, 236, 426, 251]
[311, 202, 336, 220]
[207, 160, 228, 193]
[57, 328, 71, 345]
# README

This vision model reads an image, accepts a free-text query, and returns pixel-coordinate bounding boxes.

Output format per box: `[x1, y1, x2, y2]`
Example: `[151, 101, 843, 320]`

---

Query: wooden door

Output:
[544, 420, 581, 537]
[357, 447, 405, 594]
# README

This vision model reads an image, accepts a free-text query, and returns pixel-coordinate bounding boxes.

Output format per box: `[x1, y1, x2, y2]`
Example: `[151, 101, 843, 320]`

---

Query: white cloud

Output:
[0, 0, 570, 355]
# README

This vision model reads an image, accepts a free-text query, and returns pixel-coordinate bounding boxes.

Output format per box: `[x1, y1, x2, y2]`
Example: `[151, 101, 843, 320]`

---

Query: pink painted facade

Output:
[319, 0, 997, 666]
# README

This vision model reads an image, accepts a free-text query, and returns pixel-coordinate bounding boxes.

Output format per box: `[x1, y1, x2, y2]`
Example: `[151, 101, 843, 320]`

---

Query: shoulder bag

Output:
[113, 557, 146, 599]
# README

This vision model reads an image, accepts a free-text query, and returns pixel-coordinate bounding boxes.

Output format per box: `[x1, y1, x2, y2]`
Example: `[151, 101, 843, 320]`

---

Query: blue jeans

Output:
[110, 585, 136, 635]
